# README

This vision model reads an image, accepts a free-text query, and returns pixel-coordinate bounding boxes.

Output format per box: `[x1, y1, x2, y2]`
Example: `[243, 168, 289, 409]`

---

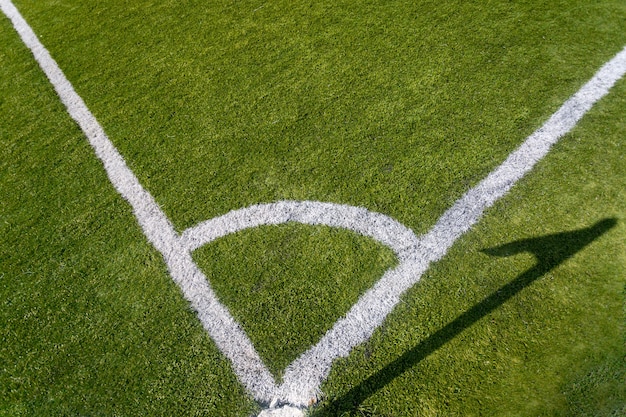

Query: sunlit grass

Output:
[1, 0, 625, 415]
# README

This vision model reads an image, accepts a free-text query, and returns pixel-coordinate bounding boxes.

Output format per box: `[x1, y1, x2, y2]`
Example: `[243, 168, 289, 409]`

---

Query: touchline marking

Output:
[3, 0, 625, 413]
[1, 0, 274, 403]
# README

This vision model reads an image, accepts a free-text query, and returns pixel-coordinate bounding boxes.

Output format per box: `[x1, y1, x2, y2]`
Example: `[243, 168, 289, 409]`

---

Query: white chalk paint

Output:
[3, 0, 625, 412]
[257, 405, 306, 417]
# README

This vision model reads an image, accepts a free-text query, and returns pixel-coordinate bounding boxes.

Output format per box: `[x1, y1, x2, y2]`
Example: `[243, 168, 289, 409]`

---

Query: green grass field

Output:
[1, 0, 625, 415]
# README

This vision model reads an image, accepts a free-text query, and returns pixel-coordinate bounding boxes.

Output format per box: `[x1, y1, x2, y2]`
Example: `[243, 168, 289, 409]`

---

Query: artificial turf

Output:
[1, 0, 625, 415]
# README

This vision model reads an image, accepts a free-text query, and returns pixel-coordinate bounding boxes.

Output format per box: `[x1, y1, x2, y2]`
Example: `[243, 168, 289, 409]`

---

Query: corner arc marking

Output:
[180, 201, 421, 260]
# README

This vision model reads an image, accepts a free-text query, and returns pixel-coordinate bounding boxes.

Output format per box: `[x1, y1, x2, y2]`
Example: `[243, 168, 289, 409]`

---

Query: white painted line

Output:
[275, 45, 626, 405]
[0, 0, 276, 404]
[180, 201, 420, 259]
[3, 0, 625, 411]
[0, 0, 176, 254]
[257, 404, 306, 417]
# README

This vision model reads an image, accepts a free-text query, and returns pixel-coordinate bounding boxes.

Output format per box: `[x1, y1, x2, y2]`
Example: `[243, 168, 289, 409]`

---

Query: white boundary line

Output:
[3, 0, 625, 412]
[275, 46, 626, 405]
[0, 0, 275, 403]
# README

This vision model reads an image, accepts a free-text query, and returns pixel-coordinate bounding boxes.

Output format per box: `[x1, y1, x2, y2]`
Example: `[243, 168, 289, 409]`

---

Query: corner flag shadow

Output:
[314, 218, 617, 416]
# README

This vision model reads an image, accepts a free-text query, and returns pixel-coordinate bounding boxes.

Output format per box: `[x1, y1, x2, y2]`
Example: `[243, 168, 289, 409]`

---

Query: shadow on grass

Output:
[314, 218, 617, 416]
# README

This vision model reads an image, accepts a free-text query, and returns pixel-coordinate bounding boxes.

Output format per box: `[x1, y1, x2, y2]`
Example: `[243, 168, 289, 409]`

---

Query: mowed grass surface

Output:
[1, 0, 625, 415]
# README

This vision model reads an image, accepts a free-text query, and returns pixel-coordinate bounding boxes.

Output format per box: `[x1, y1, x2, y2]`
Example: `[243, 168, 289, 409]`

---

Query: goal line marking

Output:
[3, 0, 625, 411]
